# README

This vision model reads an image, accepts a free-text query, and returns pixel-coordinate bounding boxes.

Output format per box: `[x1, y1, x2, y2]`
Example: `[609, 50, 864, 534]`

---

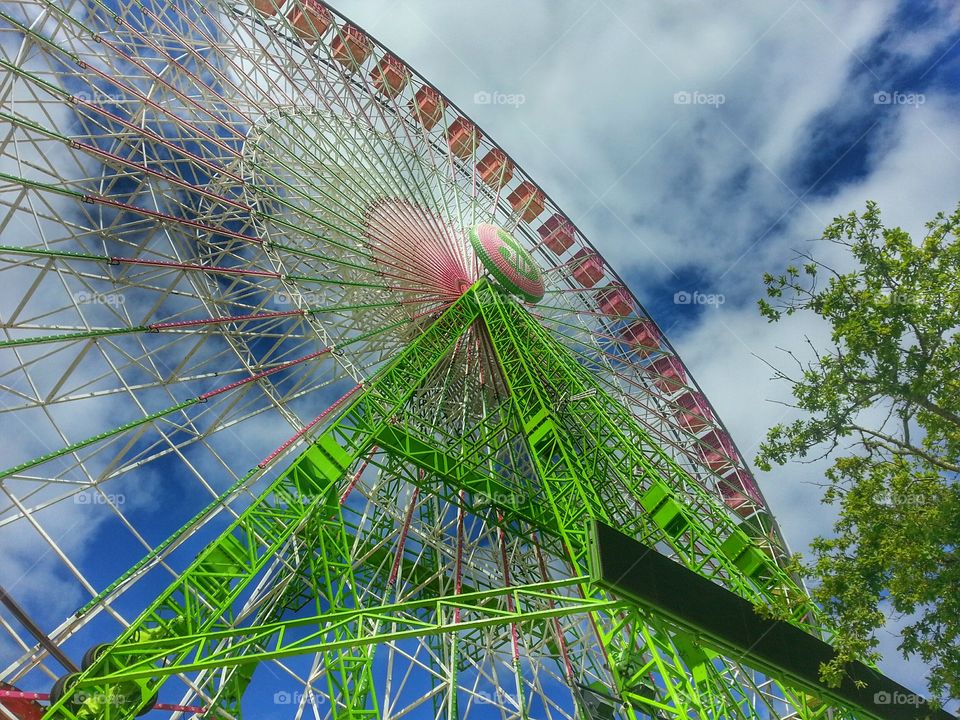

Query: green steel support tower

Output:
[0, 2, 930, 720]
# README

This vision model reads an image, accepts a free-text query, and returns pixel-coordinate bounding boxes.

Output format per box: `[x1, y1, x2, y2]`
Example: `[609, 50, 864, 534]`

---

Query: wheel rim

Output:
[0, 2, 806, 719]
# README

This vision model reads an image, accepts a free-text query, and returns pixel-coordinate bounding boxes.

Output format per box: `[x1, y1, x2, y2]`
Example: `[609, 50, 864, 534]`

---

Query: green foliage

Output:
[756, 201, 960, 701]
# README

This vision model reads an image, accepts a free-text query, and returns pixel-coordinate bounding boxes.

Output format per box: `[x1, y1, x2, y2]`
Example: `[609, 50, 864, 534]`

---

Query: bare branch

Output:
[847, 424, 960, 474]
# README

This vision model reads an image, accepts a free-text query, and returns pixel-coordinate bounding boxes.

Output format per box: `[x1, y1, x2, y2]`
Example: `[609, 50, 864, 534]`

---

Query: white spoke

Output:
[0, 2, 806, 719]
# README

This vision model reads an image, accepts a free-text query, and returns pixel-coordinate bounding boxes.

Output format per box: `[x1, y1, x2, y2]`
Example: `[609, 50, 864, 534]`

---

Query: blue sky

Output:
[331, 0, 960, 707]
[0, 0, 957, 715]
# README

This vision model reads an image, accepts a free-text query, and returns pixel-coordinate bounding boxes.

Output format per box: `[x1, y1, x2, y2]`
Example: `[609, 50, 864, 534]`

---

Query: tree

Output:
[756, 200, 960, 702]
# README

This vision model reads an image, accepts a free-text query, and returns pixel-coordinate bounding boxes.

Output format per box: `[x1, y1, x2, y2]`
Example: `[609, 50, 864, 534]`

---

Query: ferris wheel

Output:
[0, 2, 872, 720]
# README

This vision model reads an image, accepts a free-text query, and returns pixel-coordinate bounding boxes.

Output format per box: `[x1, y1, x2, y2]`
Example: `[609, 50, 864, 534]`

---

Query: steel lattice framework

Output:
[0, 1, 884, 719]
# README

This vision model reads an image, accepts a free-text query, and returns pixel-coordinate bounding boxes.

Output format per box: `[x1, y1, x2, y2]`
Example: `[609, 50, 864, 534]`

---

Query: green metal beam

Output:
[473, 283, 841, 719]
[46, 281, 860, 720]
[590, 520, 952, 720]
[44, 286, 483, 720]
[71, 577, 620, 682]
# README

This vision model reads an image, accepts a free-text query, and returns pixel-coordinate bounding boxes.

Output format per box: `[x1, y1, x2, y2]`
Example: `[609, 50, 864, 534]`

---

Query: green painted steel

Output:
[477, 283, 814, 613]
[45, 281, 859, 720]
[590, 520, 953, 720]
[43, 284, 483, 720]
[68, 578, 619, 681]
[0, 398, 200, 480]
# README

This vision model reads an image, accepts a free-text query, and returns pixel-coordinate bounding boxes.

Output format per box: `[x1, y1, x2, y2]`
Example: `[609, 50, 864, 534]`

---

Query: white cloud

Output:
[334, 0, 908, 281]
[334, 0, 960, 704]
[680, 98, 960, 702]
[1, 0, 957, 710]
